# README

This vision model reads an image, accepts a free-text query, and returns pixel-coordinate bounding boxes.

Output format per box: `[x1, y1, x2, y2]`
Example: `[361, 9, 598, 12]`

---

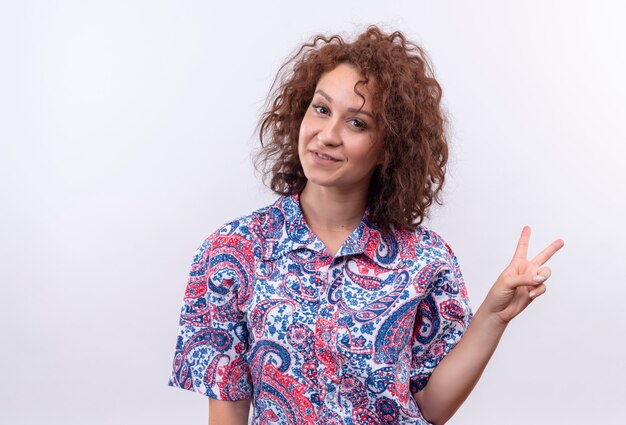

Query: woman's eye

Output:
[312, 104, 329, 114]
[350, 119, 368, 130]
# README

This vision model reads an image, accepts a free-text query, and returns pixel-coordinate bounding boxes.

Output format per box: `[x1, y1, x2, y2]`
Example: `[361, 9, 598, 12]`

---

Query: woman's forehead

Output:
[315, 64, 375, 109]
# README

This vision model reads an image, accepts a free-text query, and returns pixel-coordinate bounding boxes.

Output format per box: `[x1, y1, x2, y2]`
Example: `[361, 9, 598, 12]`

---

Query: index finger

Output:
[531, 238, 565, 266]
[512, 225, 532, 261]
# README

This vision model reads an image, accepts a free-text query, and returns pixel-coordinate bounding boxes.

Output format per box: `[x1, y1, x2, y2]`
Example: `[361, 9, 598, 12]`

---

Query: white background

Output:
[1, 1, 625, 424]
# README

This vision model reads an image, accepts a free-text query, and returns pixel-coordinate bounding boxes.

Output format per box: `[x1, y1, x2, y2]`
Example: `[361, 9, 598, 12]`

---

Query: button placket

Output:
[320, 257, 354, 408]
[312, 255, 341, 405]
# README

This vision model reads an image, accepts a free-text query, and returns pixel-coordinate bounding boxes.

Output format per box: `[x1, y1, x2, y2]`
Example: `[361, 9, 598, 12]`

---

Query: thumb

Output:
[502, 273, 545, 289]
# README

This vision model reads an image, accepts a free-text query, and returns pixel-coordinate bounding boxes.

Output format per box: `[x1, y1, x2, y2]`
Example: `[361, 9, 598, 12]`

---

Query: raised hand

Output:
[481, 226, 565, 325]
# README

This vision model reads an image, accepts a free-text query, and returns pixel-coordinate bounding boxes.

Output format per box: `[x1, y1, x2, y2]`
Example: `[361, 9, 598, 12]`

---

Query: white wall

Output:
[1, 1, 624, 423]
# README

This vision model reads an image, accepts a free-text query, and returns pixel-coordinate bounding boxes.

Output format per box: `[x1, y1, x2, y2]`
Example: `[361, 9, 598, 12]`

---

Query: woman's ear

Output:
[377, 147, 387, 166]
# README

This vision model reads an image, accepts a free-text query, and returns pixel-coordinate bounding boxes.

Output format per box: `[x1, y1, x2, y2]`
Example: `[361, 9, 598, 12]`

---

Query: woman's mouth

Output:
[313, 151, 339, 161]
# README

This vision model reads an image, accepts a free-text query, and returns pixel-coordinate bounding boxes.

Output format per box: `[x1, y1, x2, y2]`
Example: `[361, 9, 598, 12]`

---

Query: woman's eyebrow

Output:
[314, 89, 333, 102]
[314, 89, 374, 118]
[348, 107, 374, 119]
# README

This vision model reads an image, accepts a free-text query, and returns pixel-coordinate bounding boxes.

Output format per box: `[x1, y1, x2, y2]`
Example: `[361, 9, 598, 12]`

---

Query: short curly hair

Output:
[257, 25, 449, 232]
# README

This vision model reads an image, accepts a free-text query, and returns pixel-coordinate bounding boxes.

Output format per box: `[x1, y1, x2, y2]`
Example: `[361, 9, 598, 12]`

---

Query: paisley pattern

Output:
[168, 195, 472, 424]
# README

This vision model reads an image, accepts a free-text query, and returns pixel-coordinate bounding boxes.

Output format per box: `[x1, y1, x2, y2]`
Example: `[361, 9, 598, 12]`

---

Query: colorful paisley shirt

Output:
[168, 194, 472, 424]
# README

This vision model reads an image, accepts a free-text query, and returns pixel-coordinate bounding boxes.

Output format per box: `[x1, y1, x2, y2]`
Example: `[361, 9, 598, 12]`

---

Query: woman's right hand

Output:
[480, 225, 564, 326]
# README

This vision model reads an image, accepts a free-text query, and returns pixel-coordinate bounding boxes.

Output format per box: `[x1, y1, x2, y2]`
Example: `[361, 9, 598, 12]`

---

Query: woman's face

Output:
[298, 63, 383, 195]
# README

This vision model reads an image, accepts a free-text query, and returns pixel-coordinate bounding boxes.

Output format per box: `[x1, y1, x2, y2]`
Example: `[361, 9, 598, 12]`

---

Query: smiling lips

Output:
[312, 150, 340, 162]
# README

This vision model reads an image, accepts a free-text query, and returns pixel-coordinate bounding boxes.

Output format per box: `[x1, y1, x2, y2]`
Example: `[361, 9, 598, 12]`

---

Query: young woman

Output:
[168, 26, 564, 425]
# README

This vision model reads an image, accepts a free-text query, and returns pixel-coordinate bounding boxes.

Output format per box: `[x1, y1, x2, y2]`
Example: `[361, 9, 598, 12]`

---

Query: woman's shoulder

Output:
[394, 224, 458, 264]
[195, 196, 288, 255]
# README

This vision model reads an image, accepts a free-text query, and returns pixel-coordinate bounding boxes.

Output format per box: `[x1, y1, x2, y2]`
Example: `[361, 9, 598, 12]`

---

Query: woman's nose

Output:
[317, 118, 342, 146]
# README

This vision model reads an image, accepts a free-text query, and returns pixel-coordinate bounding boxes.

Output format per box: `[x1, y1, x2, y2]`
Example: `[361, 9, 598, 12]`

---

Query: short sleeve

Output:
[168, 230, 254, 400]
[410, 234, 473, 393]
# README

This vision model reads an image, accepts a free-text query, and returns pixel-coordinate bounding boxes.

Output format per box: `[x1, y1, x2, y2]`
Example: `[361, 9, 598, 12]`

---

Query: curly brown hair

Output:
[257, 25, 449, 232]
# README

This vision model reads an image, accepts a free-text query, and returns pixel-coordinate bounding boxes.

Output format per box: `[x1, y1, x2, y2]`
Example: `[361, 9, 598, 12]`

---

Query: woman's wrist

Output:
[472, 307, 509, 338]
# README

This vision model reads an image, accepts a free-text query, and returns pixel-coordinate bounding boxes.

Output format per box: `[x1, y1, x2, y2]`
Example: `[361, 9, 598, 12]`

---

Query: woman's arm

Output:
[208, 399, 251, 425]
[414, 226, 564, 425]
[413, 305, 507, 424]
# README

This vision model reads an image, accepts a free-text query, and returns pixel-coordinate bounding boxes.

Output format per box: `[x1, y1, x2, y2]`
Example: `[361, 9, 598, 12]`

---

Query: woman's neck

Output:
[299, 184, 367, 233]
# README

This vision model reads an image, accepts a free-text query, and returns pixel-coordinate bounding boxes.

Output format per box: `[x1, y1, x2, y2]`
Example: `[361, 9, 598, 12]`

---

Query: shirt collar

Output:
[261, 194, 405, 269]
